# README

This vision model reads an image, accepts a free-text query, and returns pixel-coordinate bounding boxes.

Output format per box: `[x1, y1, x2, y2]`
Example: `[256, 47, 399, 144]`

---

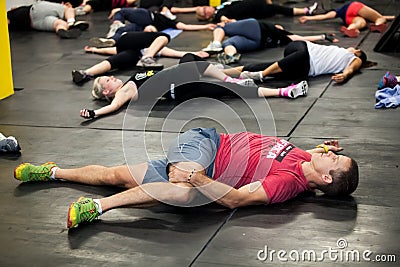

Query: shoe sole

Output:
[72, 70, 86, 84]
[67, 196, 85, 228]
[14, 163, 29, 181]
[89, 38, 115, 48]
[70, 22, 89, 31]
[342, 28, 359, 38]
[292, 81, 308, 98]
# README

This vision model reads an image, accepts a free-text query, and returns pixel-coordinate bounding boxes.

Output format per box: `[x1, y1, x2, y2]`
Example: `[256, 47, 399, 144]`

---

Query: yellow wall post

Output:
[0, 1, 14, 100]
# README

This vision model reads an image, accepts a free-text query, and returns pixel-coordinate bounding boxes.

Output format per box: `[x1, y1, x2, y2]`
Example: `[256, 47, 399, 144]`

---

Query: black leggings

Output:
[106, 32, 170, 70]
[243, 41, 310, 81]
[137, 53, 259, 102]
[139, 0, 175, 10]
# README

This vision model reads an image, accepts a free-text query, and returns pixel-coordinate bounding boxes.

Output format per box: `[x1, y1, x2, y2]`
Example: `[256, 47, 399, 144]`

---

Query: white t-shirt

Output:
[306, 41, 357, 77]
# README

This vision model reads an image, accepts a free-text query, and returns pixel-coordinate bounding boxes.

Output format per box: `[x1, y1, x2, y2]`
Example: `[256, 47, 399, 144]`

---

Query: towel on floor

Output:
[375, 84, 400, 109]
[161, 28, 183, 39]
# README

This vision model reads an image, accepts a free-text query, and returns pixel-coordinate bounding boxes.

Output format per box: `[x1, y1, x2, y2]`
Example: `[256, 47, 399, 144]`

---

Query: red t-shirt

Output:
[213, 132, 312, 204]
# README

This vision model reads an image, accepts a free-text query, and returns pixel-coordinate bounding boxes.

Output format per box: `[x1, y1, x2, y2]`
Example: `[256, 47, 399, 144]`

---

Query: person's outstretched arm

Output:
[168, 166, 269, 208]
[80, 81, 138, 119]
[298, 11, 337, 23]
[176, 22, 216, 31]
[332, 57, 362, 83]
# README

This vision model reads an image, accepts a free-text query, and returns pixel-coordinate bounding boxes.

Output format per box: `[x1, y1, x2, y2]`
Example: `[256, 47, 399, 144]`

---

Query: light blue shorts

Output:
[142, 128, 220, 184]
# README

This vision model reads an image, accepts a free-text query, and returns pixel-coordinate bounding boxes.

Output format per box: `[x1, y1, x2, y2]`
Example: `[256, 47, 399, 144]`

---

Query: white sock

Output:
[50, 167, 58, 180]
[213, 40, 221, 46]
[93, 199, 103, 215]
[67, 18, 75, 26]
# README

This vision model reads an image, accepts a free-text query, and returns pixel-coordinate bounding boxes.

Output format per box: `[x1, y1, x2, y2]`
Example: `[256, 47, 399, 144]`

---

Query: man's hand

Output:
[205, 23, 216, 30]
[144, 25, 158, 32]
[298, 16, 308, 24]
[323, 140, 343, 152]
[168, 165, 191, 183]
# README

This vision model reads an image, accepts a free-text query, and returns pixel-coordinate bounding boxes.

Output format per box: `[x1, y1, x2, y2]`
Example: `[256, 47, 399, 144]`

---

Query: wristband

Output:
[86, 109, 95, 118]
[187, 169, 196, 183]
[316, 144, 329, 153]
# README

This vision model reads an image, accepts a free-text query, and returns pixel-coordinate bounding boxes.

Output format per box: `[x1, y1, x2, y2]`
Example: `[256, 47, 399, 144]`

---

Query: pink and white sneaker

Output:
[279, 81, 308, 98]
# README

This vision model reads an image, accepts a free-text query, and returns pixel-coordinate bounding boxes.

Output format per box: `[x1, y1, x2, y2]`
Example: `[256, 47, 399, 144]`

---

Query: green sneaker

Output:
[14, 162, 57, 182]
[67, 197, 99, 228]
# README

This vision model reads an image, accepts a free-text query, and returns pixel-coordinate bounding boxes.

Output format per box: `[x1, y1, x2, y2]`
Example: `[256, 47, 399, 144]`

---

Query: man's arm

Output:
[168, 166, 269, 209]
[332, 57, 362, 83]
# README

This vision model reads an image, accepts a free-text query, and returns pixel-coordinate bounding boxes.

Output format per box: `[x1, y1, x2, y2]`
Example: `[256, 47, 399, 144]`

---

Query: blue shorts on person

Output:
[142, 128, 220, 184]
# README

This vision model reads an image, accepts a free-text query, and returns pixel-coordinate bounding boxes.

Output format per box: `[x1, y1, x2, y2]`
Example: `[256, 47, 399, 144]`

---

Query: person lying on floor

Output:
[196, 0, 318, 23]
[298, 1, 395, 38]
[76, 53, 308, 119]
[76, 0, 178, 20]
[225, 41, 367, 84]
[7, 0, 89, 39]
[14, 127, 359, 228]
[89, 7, 215, 48]
[72, 31, 209, 84]
[202, 18, 338, 65]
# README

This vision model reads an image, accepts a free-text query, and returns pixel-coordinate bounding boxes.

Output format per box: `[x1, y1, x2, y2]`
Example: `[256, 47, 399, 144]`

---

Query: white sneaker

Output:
[240, 71, 264, 82]
[160, 10, 176, 20]
[225, 77, 256, 87]
[280, 81, 308, 98]
[106, 22, 125, 38]
[202, 41, 223, 52]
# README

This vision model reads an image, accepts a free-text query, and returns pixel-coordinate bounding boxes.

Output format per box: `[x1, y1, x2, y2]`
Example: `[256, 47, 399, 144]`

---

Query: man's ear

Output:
[321, 174, 333, 184]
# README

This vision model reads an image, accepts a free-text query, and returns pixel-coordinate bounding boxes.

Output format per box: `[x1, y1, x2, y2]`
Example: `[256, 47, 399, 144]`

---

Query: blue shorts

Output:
[142, 128, 220, 184]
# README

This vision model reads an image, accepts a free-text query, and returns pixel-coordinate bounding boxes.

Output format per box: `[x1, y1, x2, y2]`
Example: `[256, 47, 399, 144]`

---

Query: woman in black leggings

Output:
[72, 32, 209, 84]
[235, 41, 367, 84]
[79, 53, 310, 119]
[196, 0, 318, 23]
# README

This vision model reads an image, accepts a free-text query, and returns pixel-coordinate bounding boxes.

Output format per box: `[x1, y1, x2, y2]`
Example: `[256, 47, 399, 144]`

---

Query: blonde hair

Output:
[91, 77, 105, 100]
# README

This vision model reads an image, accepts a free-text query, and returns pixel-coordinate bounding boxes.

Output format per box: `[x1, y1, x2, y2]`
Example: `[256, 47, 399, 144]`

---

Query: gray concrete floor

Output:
[1, 0, 400, 266]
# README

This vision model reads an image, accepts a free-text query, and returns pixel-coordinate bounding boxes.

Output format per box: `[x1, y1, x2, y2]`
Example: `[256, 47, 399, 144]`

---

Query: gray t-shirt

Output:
[306, 41, 357, 77]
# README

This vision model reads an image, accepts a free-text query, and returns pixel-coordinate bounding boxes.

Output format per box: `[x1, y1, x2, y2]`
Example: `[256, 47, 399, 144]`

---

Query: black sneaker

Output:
[69, 21, 89, 31]
[57, 29, 81, 39]
[72, 70, 93, 84]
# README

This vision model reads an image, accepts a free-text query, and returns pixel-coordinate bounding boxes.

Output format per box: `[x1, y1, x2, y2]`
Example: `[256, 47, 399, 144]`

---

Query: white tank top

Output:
[306, 41, 357, 77]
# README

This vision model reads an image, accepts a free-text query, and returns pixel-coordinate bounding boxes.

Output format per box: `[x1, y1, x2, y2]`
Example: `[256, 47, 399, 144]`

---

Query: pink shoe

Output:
[279, 81, 308, 99]
[370, 23, 388, 33]
[342, 28, 360, 38]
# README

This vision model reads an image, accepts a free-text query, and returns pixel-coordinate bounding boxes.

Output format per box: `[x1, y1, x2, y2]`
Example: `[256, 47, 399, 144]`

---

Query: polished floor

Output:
[1, 0, 399, 266]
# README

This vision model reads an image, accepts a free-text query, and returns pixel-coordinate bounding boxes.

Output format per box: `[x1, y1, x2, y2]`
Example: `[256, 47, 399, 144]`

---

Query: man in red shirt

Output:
[14, 128, 358, 228]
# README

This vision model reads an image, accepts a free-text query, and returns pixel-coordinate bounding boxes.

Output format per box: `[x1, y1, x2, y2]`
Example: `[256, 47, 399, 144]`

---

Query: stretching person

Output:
[90, 7, 215, 47]
[202, 18, 338, 64]
[14, 127, 358, 228]
[77, 53, 307, 119]
[72, 31, 210, 84]
[299, 1, 395, 37]
[229, 41, 367, 84]
[196, 0, 318, 23]
[7, 0, 89, 38]
[76, 0, 177, 20]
